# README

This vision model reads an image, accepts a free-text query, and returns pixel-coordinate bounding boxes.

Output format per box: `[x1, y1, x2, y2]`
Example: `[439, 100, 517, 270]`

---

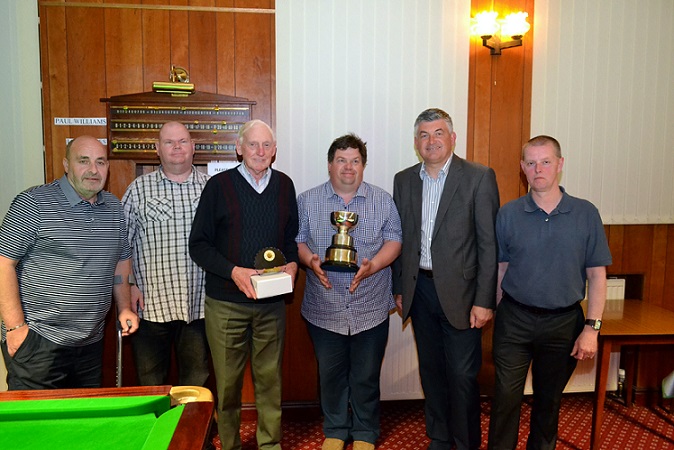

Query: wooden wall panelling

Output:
[468, 0, 533, 207]
[467, 25, 493, 167]
[650, 224, 669, 308]
[268, 1, 276, 130]
[621, 225, 654, 301]
[141, 1, 171, 92]
[666, 225, 674, 306]
[605, 224, 625, 274]
[282, 271, 318, 402]
[104, 2, 144, 97]
[233, 0, 274, 127]
[216, 0, 236, 95]
[188, 1, 218, 94]
[65, 5, 107, 143]
[40, 4, 68, 183]
[170, 1, 190, 73]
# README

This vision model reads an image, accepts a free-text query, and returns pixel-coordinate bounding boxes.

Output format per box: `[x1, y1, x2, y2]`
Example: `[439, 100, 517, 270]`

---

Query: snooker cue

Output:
[115, 318, 123, 388]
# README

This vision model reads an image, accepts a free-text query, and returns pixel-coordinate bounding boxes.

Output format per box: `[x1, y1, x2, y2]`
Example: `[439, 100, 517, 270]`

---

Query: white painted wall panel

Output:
[532, 0, 674, 224]
[276, 0, 470, 196]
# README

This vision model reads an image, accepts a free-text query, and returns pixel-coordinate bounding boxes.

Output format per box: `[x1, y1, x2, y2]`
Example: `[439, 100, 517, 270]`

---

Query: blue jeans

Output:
[306, 318, 389, 444]
[131, 318, 209, 386]
[2, 329, 103, 390]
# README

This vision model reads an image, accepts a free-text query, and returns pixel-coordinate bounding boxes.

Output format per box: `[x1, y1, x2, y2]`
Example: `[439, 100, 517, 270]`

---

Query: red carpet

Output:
[214, 395, 674, 449]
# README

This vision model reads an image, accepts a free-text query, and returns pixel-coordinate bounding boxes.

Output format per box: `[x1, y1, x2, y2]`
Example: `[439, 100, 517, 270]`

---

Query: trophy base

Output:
[321, 260, 359, 273]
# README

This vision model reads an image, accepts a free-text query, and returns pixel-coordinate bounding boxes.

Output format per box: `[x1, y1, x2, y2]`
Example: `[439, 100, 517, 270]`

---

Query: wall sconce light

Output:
[471, 11, 531, 55]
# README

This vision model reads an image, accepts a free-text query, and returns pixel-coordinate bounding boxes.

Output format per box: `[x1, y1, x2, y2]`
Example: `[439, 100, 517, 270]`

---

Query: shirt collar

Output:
[59, 174, 105, 207]
[419, 153, 453, 180]
[237, 162, 272, 188]
[157, 166, 197, 184]
[324, 180, 369, 201]
[524, 186, 571, 214]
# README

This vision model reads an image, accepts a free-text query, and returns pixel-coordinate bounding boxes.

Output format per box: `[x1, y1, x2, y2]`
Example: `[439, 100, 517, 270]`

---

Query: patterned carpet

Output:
[214, 395, 674, 449]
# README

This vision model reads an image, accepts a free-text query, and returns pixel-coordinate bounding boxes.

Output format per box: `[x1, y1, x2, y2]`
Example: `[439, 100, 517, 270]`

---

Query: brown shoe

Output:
[322, 438, 345, 450]
[353, 441, 375, 450]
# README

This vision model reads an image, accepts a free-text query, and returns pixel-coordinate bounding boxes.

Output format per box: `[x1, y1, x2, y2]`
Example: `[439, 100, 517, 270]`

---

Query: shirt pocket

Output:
[145, 197, 173, 222]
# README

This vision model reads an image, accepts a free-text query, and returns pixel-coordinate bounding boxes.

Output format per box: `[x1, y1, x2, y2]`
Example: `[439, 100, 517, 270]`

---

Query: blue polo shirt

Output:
[496, 187, 612, 309]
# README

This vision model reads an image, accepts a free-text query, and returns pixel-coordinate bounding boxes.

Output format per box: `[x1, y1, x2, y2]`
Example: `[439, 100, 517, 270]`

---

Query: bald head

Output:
[63, 136, 109, 203]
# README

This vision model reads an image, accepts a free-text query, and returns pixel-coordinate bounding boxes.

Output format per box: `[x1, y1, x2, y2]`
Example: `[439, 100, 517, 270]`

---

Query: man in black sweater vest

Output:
[190, 119, 299, 450]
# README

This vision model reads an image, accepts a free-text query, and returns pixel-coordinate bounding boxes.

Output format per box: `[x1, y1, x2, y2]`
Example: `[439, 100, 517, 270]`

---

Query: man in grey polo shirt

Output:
[0, 135, 139, 390]
[488, 135, 612, 450]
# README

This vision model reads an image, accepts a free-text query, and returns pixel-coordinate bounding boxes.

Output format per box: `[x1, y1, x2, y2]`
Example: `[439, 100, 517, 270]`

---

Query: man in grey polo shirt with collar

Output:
[0, 135, 139, 390]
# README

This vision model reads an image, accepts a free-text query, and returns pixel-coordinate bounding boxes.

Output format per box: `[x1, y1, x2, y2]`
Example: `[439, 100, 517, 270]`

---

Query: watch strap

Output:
[585, 318, 602, 330]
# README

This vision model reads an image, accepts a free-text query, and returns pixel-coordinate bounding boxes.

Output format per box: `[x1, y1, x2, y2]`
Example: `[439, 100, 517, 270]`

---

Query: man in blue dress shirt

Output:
[296, 133, 402, 450]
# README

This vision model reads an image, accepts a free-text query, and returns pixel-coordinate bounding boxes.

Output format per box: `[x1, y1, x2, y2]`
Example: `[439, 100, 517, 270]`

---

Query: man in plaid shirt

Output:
[122, 121, 210, 386]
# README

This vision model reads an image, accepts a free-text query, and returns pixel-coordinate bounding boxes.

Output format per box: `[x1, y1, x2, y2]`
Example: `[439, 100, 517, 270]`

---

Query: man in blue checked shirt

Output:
[296, 133, 402, 450]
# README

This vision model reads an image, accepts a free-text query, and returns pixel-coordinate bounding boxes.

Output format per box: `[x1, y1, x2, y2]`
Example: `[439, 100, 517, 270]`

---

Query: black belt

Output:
[502, 291, 579, 315]
[418, 268, 433, 279]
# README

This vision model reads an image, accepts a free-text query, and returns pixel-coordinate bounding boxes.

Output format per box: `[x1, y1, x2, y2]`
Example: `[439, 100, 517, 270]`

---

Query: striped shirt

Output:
[0, 175, 131, 346]
[296, 181, 402, 335]
[419, 154, 453, 270]
[122, 167, 209, 323]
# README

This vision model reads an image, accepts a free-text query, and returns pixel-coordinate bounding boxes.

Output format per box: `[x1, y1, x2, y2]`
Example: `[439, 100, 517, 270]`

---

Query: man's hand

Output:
[470, 305, 493, 328]
[350, 258, 376, 292]
[307, 254, 332, 289]
[117, 309, 139, 336]
[571, 327, 599, 360]
[283, 262, 299, 286]
[5, 325, 29, 357]
[231, 266, 260, 299]
[394, 294, 403, 315]
[130, 285, 144, 314]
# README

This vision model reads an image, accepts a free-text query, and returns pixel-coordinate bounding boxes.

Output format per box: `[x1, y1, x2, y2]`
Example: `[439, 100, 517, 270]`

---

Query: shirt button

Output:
[545, 218, 549, 222]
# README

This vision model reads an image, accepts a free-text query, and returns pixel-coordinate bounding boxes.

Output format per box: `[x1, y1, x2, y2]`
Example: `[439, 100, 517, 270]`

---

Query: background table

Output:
[590, 300, 674, 449]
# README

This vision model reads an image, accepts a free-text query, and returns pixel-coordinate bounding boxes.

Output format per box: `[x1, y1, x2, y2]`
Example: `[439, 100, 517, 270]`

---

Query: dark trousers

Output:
[411, 272, 483, 450]
[1, 329, 103, 390]
[131, 318, 210, 386]
[488, 297, 584, 450]
[306, 318, 389, 444]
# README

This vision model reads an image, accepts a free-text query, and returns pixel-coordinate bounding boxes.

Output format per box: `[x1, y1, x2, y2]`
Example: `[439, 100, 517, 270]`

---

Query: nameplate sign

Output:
[55, 117, 107, 126]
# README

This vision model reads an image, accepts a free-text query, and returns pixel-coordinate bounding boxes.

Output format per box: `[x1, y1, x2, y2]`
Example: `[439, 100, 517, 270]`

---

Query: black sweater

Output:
[189, 168, 299, 303]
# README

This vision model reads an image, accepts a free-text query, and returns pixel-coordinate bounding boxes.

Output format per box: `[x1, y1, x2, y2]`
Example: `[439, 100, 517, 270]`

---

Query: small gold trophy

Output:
[152, 65, 195, 97]
[321, 211, 359, 272]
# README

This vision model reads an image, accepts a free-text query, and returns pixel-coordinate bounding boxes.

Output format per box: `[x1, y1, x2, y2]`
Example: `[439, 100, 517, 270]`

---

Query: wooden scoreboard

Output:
[101, 91, 256, 163]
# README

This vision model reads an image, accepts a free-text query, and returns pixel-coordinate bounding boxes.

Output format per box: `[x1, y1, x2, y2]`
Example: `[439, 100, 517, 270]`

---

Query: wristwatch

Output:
[585, 319, 602, 330]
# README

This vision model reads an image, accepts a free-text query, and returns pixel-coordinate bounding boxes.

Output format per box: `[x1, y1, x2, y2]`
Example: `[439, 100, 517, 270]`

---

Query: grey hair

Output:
[414, 108, 453, 136]
[238, 119, 276, 144]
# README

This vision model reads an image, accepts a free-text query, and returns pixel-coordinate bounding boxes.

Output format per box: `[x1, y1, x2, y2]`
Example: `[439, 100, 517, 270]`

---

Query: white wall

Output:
[0, 0, 44, 391]
[532, 0, 674, 224]
[275, 0, 471, 196]
[0, 0, 44, 217]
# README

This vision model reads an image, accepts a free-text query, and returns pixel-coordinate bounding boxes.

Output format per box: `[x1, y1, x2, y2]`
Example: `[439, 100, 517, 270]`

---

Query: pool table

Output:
[0, 385, 214, 450]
